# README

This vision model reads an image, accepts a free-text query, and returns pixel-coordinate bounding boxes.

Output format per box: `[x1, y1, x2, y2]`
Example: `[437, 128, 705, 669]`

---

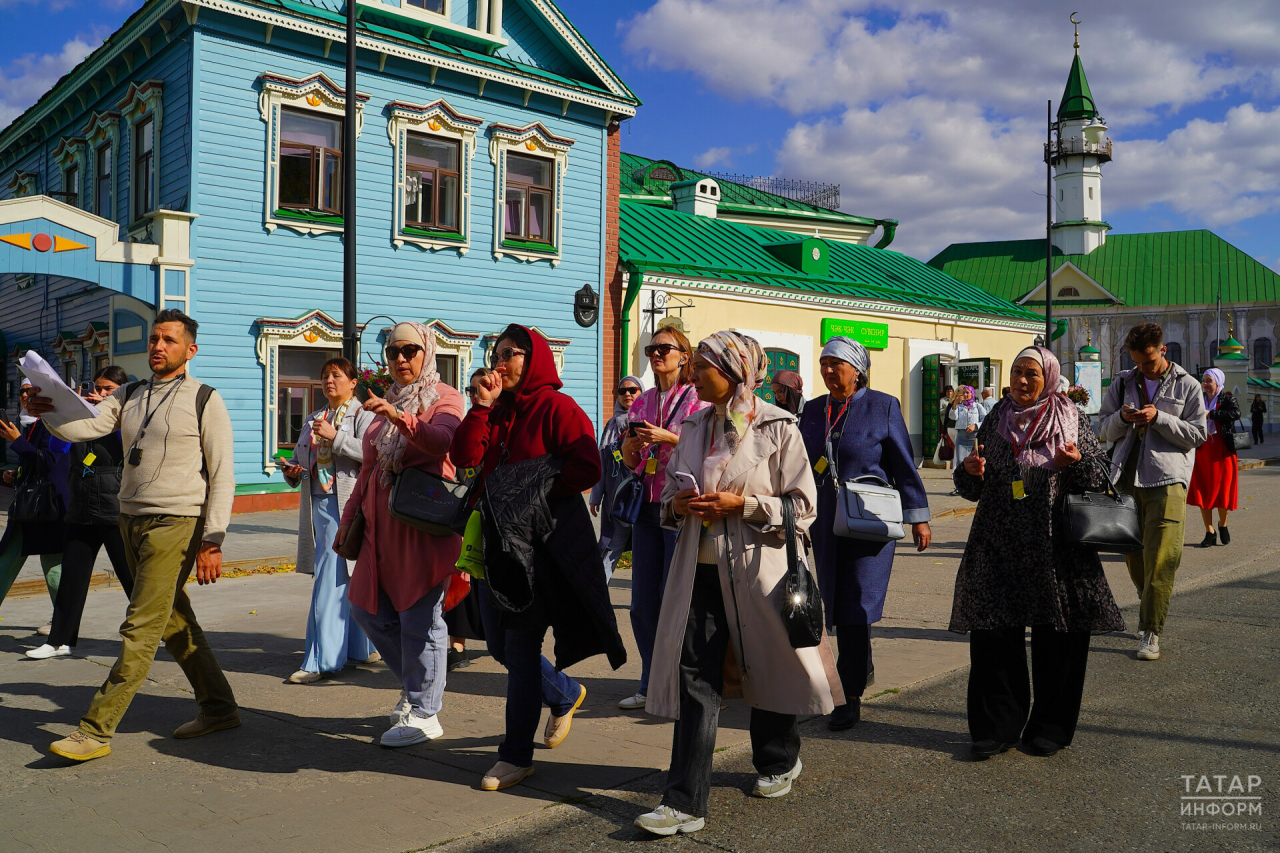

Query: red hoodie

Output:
[451, 325, 600, 498]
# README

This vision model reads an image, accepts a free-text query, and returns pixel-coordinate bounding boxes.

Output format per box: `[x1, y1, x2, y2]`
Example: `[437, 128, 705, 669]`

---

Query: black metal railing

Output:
[706, 171, 841, 210]
[1045, 136, 1113, 164]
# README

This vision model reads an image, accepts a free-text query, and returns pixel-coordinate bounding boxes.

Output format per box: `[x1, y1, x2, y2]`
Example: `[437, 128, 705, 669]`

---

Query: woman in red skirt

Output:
[1188, 368, 1240, 547]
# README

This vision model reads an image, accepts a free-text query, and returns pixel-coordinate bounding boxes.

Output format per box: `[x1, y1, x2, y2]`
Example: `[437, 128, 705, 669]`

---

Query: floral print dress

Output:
[949, 403, 1126, 635]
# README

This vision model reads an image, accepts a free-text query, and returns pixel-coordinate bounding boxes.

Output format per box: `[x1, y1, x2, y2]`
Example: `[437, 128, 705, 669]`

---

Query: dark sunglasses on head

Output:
[385, 343, 424, 362]
[616, 385, 641, 395]
[489, 346, 526, 368]
[644, 343, 680, 358]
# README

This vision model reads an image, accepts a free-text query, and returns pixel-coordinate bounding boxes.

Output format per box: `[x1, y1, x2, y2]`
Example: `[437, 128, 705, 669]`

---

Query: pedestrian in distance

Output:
[951, 346, 1124, 761]
[31, 309, 239, 763]
[589, 373, 645, 580]
[979, 386, 997, 416]
[1187, 368, 1240, 548]
[953, 385, 983, 469]
[334, 322, 467, 748]
[1250, 394, 1266, 445]
[0, 379, 68, 616]
[634, 330, 842, 838]
[618, 324, 708, 710]
[799, 336, 931, 732]
[770, 369, 805, 416]
[29, 366, 136, 660]
[280, 357, 379, 684]
[451, 324, 625, 792]
[1097, 322, 1206, 662]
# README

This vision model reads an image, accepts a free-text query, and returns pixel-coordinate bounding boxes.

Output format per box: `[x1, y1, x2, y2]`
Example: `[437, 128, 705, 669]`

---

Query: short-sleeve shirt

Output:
[628, 384, 709, 503]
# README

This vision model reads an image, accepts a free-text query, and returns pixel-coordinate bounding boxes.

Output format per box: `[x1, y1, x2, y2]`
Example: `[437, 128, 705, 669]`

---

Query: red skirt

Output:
[1187, 431, 1238, 510]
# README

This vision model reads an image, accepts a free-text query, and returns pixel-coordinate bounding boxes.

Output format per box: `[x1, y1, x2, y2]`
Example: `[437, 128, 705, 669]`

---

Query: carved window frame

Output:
[116, 81, 164, 230]
[52, 138, 88, 209]
[488, 123, 574, 266]
[386, 100, 482, 254]
[83, 110, 121, 220]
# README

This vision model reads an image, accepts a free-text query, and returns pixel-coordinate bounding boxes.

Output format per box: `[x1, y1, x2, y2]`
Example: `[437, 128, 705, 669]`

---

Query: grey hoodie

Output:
[1098, 362, 1207, 489]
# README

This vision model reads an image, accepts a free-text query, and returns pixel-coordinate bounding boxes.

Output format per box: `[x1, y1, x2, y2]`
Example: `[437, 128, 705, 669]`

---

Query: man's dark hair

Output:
[154, 308, 199, 342]
[94, 365, 130, 386]
[944, 385, 954, 394]
[1124, 322, 1163, 352]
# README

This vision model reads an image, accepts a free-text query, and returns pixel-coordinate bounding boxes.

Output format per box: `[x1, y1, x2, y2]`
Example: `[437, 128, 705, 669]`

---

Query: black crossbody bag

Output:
[780, 494, 824, 648]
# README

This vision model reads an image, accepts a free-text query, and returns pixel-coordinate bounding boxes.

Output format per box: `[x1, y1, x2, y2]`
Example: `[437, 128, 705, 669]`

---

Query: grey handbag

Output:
[834, 475, 905, 542]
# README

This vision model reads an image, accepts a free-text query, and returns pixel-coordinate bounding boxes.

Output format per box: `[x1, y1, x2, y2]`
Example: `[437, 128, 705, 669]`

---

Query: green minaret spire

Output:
[1057, 17, 1099, 122]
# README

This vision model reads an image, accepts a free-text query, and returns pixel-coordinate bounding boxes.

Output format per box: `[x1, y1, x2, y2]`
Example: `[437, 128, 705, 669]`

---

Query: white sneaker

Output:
[380, 712, 443, 747]
[389, 690, 410, 725]
[633, 804, 705, 836]
[618, 692, 647, 710]
[1137, 632, 1161, 661]
[753, 758, 803, 798]
[26, 644, 71, 660]
[287, 669, 324, 684]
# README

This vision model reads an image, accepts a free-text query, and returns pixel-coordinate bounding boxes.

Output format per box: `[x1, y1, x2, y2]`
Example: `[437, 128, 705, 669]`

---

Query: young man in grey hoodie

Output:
[1098, 323, 1206, 662]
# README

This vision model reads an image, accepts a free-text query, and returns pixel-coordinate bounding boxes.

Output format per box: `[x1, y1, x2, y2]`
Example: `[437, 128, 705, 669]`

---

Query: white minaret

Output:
[1050, 20, 1112, 256]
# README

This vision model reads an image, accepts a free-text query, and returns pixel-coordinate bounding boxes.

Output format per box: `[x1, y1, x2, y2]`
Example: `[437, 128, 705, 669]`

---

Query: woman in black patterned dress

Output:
[950, 345, 1124, 760]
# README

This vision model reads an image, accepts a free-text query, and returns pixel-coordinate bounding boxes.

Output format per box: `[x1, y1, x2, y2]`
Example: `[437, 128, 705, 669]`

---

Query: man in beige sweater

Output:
[29, 309, 239, 762]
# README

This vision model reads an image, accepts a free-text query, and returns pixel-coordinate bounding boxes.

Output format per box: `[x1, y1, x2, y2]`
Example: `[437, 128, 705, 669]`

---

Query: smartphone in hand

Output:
[672, 471, 700, 494]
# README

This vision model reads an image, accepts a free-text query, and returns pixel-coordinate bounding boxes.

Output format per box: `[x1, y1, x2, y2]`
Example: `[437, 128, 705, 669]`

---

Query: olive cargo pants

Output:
[1122, 483, 1187, 636]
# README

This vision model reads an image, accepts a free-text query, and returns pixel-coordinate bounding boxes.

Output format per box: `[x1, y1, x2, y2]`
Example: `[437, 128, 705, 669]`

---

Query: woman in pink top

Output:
[619, 324, 709, 709]
[336, 321, 466, 749]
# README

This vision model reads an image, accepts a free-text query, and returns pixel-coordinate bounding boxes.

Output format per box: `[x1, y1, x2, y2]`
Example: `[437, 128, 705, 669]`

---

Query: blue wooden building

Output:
[0, 0, 638, 505]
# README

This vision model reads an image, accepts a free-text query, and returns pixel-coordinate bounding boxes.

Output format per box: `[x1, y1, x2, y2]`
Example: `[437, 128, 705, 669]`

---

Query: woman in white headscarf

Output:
[634, 331, 841, 838]
[335, 321, 467, 748]
[1187, 368, 1240, 547]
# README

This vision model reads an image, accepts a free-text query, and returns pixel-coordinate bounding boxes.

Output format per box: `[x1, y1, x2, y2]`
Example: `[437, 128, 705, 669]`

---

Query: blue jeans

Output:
[351, 580, 449, 719]
[302, 495, 376, 673]
[498, 624, 582, 767]
[630, 501, 676, 695]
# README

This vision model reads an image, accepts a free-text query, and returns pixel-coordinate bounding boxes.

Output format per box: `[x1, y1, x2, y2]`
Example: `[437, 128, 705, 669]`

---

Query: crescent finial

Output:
[1070, 12, 1080, 51]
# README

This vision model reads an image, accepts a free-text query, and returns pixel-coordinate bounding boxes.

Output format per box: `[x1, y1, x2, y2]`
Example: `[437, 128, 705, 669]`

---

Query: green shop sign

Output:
[820, 318, 889, 350]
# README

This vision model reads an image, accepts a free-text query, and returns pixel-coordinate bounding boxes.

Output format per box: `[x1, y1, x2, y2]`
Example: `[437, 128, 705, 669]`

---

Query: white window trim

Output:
[83, 110, 121, 220]
[53, 138, 88, 209]
[257, 72, 366, 237]
[488, 122, 574, 266]
[481, 326, 569, 374]
[387, 100, 482, 254]
[116, 80, 164, 230]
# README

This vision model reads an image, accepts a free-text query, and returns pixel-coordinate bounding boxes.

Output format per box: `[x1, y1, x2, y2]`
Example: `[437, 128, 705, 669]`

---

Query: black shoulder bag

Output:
[388, 465, 478, 537]
[780, 494, 824, 649]
[1060, 457, 1144, 554]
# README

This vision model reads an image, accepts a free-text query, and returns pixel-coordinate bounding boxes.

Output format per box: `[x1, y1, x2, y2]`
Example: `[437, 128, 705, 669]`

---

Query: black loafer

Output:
[1218, 526, 1231, 545]
[827, 699, 861, 731]
[447, 649, 471, 671]
[970, 739, 1017, 760]
[1023, 736, 1063, 757]
[1199, 531, 1217, 548]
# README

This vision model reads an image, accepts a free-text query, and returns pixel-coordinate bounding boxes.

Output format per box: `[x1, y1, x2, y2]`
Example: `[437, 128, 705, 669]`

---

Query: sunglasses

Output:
[465, 387, 479, 397]
[490, 346, 526, 368]
[385, 343, 424, 362]
[644, 343, 680, 359]
[616, 386, 641, 395]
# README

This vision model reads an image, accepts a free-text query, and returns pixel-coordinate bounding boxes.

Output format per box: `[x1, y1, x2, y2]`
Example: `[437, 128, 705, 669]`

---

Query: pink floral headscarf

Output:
[696, 331, 767, 491]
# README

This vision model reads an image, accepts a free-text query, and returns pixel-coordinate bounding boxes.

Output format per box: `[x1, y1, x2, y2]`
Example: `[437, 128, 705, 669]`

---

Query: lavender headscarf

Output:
[996, 346, 1079, 471]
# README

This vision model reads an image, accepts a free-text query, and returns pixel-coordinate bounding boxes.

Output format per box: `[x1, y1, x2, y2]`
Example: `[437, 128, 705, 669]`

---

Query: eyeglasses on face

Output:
[385, 343, 424, 362]
[644, 343, 680, 359]
[465, 387, 479, 397]
[490, 346, 526, 368]
[616, 385, 641, 395]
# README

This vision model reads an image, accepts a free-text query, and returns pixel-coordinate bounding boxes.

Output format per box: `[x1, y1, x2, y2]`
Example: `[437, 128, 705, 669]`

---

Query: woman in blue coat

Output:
[799, 337, 932, 731]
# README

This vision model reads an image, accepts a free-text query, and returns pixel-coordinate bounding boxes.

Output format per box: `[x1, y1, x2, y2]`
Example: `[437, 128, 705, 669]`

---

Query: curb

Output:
[4, 555, 296, 599]
[1239, 456, 1280, 471]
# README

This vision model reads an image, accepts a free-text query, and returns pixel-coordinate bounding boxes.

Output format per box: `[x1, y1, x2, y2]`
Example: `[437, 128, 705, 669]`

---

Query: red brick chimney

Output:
[602, 117, 624, 416]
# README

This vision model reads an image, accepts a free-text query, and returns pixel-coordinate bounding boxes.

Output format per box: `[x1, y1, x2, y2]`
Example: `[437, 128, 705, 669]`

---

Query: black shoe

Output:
[1218, 526, 1231, 545]
[970, 739, 1017, 760]
[827, 699, 861, 731]
[1199, 531, 1217, 548]
[1023, 736, 1063, 757]
[447, 649, 471, 671]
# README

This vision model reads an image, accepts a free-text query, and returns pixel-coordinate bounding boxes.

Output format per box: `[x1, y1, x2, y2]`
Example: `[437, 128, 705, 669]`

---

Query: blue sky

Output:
[5, 0, 1280, 265]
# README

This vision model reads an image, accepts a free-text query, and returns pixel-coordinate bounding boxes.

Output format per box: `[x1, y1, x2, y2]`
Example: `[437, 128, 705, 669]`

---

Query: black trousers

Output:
[662, 562, 800, 818]
[1252, 418, 1265, 444]
[48, 523, 133, 648]
[835, 623, 873, 701]
[967, 625, 1091, 747]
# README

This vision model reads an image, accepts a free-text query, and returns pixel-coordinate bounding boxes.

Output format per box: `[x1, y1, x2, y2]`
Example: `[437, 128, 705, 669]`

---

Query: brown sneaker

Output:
[543, 683, 587, 749]
[173, 710, 242, 739]
[49, 731, 111, 762]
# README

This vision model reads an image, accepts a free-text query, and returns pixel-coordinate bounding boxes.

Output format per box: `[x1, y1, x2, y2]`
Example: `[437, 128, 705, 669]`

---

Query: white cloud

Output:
[622, 0, 1280, 258]
[1, 37, 96, 129]
[693, 146, 733, 169]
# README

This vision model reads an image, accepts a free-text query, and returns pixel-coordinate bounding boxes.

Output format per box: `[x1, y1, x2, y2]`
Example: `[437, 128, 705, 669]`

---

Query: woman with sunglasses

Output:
[452, 324, 625, 792]
[280, 357, 378, 684]
[590, 375, 645, 578]
[334, 322, 467, 748]
[618, 325, 708, 711]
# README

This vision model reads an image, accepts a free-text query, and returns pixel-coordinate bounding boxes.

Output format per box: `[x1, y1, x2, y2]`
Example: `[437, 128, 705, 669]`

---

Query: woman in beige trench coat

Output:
[634, 331, 844, 838]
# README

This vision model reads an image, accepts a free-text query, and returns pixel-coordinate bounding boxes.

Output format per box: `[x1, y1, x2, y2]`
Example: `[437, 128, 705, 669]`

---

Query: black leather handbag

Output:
[780, 494, 824, 649]
[10, 476, 62, 524]
[388, 465, 477, 536]
[1061, 460, 1144, 554]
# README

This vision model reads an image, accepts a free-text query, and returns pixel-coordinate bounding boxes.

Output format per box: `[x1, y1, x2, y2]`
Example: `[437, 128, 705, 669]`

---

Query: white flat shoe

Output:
[480, 761, 535, 791]
[36, 622, 52, 637]
[26, 644, 71, 660]
[287, 669, 324, 684]
[617, 692, 647, 710]
[380, 713, 443, 747]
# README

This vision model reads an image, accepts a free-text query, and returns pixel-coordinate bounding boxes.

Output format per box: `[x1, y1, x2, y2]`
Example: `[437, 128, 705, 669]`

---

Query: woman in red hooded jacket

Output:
[452, 324, 625, 791]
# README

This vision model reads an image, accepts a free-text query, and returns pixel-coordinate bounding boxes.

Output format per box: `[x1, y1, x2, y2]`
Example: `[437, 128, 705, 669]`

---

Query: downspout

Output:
[873, 218, 898, 250]
[619, 261, 644, 381]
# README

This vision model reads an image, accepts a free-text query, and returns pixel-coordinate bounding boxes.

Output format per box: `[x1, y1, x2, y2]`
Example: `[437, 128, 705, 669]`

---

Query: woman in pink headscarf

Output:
[949, 345, 1123, 761]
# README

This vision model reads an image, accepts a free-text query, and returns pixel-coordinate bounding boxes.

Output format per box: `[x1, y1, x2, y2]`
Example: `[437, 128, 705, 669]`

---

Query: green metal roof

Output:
[1059, 53, 1099, 121]
[619, 152, 878, 227]
[619, 201, 1041, 323]
[927, 231, 1280, 307]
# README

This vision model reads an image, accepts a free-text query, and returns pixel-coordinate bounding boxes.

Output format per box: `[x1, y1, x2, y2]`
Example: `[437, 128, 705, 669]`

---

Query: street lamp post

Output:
[342, 0, 359, 362]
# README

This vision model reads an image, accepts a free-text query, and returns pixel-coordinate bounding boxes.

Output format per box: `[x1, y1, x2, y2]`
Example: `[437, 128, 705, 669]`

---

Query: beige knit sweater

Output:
[42, 374, 236, 544]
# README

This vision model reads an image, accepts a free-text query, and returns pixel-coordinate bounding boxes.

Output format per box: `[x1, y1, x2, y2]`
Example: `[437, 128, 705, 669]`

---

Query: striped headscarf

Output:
[696, 331, 767, 491]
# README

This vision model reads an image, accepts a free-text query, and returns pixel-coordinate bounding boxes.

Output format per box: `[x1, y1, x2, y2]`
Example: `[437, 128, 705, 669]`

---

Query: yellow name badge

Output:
[612, 449, 623, 463]
[1011, 478, 1026, 501]
[81, 452, 97, 467]
[644, 457, 658, 475]
[813, 456, 829, 475]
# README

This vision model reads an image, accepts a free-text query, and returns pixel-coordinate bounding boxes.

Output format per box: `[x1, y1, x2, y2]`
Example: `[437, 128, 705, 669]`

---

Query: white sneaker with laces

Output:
[634, 805, 705, 836]
[1137, 632, 1161, 661]
[26, 644, 71, 660]
[617, 692, 647, 710]
[753, 757, 803, 798]
[380, 712, 443, 747]
[389, 690, 410, 725]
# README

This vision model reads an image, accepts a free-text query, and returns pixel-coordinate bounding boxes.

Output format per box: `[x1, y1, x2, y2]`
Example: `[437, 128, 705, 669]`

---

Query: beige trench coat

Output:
[645, 402, 845, 720]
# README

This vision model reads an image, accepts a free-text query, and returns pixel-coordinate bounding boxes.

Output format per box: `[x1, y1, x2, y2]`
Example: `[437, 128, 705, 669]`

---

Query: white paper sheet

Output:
[17, 351, 99, 421]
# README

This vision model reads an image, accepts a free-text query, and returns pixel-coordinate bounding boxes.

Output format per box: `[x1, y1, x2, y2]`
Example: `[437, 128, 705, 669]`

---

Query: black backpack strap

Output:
[123, 380, 147, 403]
[195, 383, 214, 431]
